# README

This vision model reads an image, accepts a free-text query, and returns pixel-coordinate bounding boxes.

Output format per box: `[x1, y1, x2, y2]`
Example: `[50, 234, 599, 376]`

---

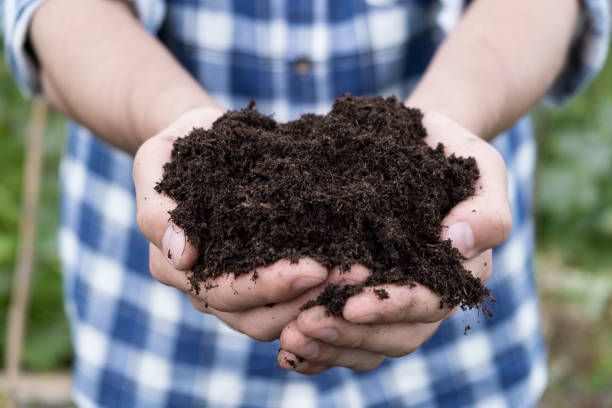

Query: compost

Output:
[155, 95, 491, 315]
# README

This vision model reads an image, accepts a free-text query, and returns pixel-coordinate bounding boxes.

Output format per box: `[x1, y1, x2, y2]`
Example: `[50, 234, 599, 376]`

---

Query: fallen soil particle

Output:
[373, 288, 390, 300]
[156, 94, 492, 316]
[285, 358, 297, 369]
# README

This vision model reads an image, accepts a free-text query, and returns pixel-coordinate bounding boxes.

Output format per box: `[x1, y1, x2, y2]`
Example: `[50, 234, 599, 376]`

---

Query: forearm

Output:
[30, 0, 221, 154]
[407, 0, 579, 141]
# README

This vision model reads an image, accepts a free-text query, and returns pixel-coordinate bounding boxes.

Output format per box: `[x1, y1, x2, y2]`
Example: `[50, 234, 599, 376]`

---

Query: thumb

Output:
[134, 134, 199, 270]
[133, 107, 223, 270]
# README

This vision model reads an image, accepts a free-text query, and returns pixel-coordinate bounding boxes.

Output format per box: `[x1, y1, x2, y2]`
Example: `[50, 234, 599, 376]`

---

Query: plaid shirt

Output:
[4, 1, 610, 407]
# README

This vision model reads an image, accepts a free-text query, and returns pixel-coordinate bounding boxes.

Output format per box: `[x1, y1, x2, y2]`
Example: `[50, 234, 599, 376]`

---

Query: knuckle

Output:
[299, 365, 326, 376]
[386, 343, 416, 359]
[248, 326, 279, 342]
[208, 297, 243, 313]
[353, 355, 385, 372]
[296, 309, 318, 332]
[485, 143, 507, 173]
[500, 208, 513, 240]
[149, 259, 170, 286]
[148, 256, 156, 277]
[346, 333, 364, 349]
[188, 296, 208, 313]
[420, 312, 444, 324]
[265, 279, 294, 303]
[481, 253, 494, 282]
[279, 325, 295, 349]
[317, 344, 342, 365]
[136, 204, 159, 241]
[494, 206, 513, 245]
[135, 206, 148, 235]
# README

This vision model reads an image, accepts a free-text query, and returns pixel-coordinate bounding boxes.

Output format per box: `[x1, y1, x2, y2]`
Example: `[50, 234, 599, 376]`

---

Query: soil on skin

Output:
[156, 94, 492, 315]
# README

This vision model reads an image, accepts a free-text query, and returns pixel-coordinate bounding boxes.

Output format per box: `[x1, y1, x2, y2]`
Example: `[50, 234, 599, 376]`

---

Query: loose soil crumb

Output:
[285, 358, 297, 369]
[299, 284, 365, 316]
[156, 94, 492, 316]
[373, 288, 390, 300]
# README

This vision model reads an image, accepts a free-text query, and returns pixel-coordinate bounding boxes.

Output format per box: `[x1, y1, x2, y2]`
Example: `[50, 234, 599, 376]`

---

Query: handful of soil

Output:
[155, 95, 492, 316]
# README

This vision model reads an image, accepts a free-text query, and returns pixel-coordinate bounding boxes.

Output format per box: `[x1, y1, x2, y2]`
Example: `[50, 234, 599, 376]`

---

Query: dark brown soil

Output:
[373, 288, 390, 300]
[285, 358, 297, 369]
[156, 94, 491, 316]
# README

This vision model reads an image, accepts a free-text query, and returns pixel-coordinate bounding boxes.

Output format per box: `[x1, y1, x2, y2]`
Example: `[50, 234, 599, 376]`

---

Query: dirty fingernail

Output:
[162, 223, 185, 267]
[297, 342, 319, 359]
[292, 277, 324, 293]
[351, 314, 381, 324]
[446, 221, 474, 256]
[311, 328, 339, 342]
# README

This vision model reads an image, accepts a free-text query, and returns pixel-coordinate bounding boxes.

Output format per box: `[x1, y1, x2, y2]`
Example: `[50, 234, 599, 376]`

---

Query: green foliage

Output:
[533, 55, 612, 272]
[0, 39, 72, 371]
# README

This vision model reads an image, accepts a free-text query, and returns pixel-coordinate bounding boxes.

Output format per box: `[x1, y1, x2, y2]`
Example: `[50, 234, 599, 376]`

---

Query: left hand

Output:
[277, 112, 512, 374]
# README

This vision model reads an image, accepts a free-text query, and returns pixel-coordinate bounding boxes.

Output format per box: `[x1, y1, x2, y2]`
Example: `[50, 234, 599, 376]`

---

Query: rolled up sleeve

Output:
[2, 0, 167, 96]
[545, 0, 611, 105]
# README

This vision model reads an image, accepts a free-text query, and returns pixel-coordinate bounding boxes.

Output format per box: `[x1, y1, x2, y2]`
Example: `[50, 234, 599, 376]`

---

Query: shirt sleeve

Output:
[2, 0, 167, 96]
[544, 0, 611, 105]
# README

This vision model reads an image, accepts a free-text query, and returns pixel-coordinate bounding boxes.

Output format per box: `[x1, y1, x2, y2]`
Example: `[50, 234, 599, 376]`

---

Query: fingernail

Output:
[311, 328, 339, 342]
[292, 277, 324, 293]
[297, 342, 319, 359]
[162, 223, 185, 267]
[351, 314, 381, 324]
[446, 222, 474, 256]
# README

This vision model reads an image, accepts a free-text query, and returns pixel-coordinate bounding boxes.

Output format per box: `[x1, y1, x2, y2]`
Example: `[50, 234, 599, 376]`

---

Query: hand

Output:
[133, 107, 329, 341]
[277, 112, 512, 374]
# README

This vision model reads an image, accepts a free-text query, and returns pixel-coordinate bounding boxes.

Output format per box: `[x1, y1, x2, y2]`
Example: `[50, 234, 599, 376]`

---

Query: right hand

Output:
[133, 107, 329, 341]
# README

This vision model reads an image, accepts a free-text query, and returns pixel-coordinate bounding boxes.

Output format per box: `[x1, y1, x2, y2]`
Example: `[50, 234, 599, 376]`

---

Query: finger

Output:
[134, 135, 198, 270]
[279, 321, 385, 372]
[151, 246, 328, 312]
[277, 349, 332, 375]
[188, 281, 328, 342]
[423, 112, 512, 259]
[134, 108, 223, 270]
[343, 284, 451, 324]
[296, 306, 440, 358]
[150, 243, 192, 291]
[340, 250, 492, 324]
[463, 249, 493, 283]
[327, 264, 447, 323]
[204, 257, 328, 312]
[327, 263, 371, 285]
[149, 243, 198, 292]
[438, 250, 493, 322]
[325, 250, 491, 324]
[327, 261, 448, 323]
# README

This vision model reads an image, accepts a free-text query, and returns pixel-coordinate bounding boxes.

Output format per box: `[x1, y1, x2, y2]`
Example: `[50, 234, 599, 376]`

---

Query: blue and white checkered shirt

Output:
[4, 1, 610, 407]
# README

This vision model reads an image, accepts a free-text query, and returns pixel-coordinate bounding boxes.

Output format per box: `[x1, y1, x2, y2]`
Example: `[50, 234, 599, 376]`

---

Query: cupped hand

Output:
[278, 112, 512, 374]
[133, 107, 329, 341]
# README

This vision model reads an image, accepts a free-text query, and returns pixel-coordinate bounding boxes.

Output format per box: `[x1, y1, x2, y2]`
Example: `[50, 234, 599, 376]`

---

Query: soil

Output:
[156, 94, 492, 316]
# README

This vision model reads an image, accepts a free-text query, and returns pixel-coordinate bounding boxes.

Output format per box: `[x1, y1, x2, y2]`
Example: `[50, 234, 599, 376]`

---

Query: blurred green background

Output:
[1, 39, 611, 407]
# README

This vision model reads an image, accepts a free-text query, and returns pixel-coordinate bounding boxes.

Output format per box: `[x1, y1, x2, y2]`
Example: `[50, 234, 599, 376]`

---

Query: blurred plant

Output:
[534, 59, 612, 273]
[0, 38, 72, 371]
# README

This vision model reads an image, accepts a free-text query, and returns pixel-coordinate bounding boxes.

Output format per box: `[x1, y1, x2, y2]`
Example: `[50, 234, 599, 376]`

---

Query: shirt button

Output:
[293, 57, 312, 75]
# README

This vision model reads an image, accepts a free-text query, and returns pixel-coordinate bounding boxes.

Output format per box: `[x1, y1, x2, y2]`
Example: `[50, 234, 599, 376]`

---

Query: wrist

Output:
[405, 88, 501, 142]
[128, 78, 223, 153]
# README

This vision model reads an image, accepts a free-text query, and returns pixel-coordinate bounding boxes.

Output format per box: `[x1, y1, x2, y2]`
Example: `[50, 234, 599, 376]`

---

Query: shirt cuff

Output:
[544, 0, 611, 105]
[2, 0, 167, 97]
